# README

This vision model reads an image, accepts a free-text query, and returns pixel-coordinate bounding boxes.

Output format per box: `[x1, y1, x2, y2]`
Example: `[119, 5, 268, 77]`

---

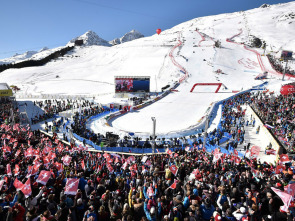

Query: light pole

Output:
[151, 117, 156, 153]
[203, 115, 209, 149]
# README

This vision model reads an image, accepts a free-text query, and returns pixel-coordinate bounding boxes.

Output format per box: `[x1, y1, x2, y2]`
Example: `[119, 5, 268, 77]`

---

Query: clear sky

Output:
[0, 0, 293, 59]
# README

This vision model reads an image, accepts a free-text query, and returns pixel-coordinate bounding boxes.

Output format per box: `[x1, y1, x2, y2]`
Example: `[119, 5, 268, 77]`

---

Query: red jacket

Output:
[12, 204, 25, 221]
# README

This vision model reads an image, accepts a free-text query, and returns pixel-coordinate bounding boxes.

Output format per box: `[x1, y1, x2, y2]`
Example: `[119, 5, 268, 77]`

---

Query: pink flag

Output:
[6, 164, 12, 176]
[65, 178, 79, 195]
[145, 160, 152, 167]
[36, 170, 51, 185]
[55, 162, 63, 172]
[15, 149, 21, 158]
[20, 179, 32, 198]
[0, 180, 4, 190]
[169, 165, 178, 176]
[62, 155, 72, 166]
[280, 154, 290, 163]
[266, 149, 276, 155]
[13, 178, 23, 191]
[122, 162, 128, 170]
[250, 146, 260, 158]
[26, 147, 33, 157]
[275, 165, 285, 174]
[271, 187, 292, 211]
[284, 183, 295, 197]
[127, 156, 135, 163]
[14, 164, 20, 176]
[81, 160, 86, 171]
[169, 180, 178, 189]
[107, 164, 114, 173]
[192, 168, 200, 176]
[167, 150, 174, 158]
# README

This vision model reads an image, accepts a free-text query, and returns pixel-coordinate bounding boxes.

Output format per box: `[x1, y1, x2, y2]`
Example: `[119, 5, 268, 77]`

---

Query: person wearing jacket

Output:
[144, 200, 156, 221]
[200, 198, 215, 221]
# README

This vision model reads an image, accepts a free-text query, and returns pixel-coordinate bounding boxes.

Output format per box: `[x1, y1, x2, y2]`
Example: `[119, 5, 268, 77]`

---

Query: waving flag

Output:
[141, 156, 148, 163]
[55, 162, 63, 173]
[122, 162, 128, 170]
[275, 165, 286, 174]
[169, 180, 178, 189]
[192, 168, 200, 176]
[127, 156, 135, 163]
[266, 149, 276, 155]
[107, 164, 114, 173]
[26, 147, 34, 157]
[280, 154, 290, 163]
[169, 165, 178, 176]
[284, 183, 295, 197]
[264, 124, 274, 129]
[103, 153, 110, 159]
[64, 178, 79, 195]
[62, 155, 72, 166]
[6, 164, 12, 176]
[250, 146, 260, 158]
[0, 180, 4, 191]
[166, 149, 173, 157]
[81, 160, 86, 171]
[20, 179, 32, 198]
[13, 178, 23, 191]
[145, 160, 152, 167]
[14, 164, 20, 176]
[36, 170, 51, 185]
[271, 187, 292, 212]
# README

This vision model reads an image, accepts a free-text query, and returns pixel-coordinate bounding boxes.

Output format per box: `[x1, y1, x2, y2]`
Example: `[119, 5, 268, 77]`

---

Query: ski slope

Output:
[1, 2, 295, 138]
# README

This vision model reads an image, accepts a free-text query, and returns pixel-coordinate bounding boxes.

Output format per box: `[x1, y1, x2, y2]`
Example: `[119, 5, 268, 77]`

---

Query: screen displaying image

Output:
[115, 77, 150, 93]
[115, 78, 133, 92]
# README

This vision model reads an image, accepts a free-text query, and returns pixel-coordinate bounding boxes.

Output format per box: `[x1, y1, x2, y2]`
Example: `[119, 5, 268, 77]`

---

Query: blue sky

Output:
[0, 0, 293, 59]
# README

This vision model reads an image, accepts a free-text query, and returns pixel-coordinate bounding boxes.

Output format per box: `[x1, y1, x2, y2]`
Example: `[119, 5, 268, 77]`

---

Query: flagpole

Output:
[151, 117, 156, 154]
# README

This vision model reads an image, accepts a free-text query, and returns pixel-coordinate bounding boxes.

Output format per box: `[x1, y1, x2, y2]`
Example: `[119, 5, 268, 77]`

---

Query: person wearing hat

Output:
[233, 207, 247, 221]
[143, 199, 157, 221]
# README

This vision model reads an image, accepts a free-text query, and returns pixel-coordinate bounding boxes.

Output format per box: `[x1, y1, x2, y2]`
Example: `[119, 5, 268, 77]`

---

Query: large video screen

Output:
[115, 77, 150, 93]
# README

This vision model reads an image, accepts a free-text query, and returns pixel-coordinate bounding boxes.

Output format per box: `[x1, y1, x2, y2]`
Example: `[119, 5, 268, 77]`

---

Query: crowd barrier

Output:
[14, 92, 112, 100]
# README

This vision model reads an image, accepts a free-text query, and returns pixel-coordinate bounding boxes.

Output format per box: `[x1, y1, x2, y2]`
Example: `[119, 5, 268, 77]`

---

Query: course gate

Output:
[190, 83, 222, 93]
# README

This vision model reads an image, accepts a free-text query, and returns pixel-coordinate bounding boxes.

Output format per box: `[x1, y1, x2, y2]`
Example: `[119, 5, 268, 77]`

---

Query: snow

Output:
[0, 83, 9, 90]
[1, 2, 295, 162]
[67, 30, 111, 47]
[109, 30, 144, 45]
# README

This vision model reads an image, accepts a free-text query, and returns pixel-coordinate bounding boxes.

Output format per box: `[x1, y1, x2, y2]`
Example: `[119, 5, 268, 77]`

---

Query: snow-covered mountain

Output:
[1, 1, 295, 134]
[0, 51, 38, 65]
[67, 30, 111, 47]
[109, 30, 144, 45]
[0, 46, 70, 65]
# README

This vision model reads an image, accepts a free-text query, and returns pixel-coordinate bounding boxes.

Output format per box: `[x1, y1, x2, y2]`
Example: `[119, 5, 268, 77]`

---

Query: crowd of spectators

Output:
[71, 105, 108, 146]
[251, 91, 295, 153]
[267, 55, 295, 76]
[2, 91, 295, 221]
[31, 100, 96, 125]
[0, 98, 19, 125]
[0, 105, 293, 221]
